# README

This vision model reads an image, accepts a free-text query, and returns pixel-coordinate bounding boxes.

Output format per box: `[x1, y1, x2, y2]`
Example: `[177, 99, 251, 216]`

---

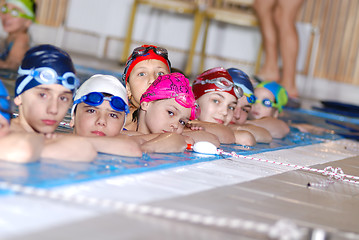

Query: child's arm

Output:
[232, 130, 256, 146]
[140, 132, 193, 153]
[229, 123, 272, 143]
[0, 33, 30, 70]
[41, 134, 97, 162]
[86, 135, 143, 157]
[182, 129, 221, 147]
[188, 120, 236, 144]
[0, 132, 44, 163]
[246, 117, 290, 139]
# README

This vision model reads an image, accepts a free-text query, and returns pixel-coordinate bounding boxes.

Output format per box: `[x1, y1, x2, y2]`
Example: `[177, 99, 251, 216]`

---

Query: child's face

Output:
[232, 96, 252, 125]
[0, 3, 31, 34]
[196, 92, 237, 126]
[71, 101, 125, 137]
[14, 84, 73, 133]
[0, 115, 10, 137]
[126, 59, 170, 108]
[249, 87, 278, 119]
[140, 98, 191, 134]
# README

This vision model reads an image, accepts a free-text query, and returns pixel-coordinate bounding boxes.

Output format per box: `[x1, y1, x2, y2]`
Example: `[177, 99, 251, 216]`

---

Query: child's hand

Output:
[186, 122, 204, 131]
[44, 133, 58, 139]
[291, 123, 334, 135]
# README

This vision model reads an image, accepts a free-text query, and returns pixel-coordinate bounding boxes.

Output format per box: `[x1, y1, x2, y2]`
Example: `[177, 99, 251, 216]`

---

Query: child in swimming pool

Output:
[71, 74, 195, 154]
[0, 0, 35, 70]
[122, 45, 171, 129]
[191, 67, 256, 146]
[11, 44, 98, 161]
[247, 81, 290, 138]
[0, 79, 44, 163]
[226, 68, 272, 143]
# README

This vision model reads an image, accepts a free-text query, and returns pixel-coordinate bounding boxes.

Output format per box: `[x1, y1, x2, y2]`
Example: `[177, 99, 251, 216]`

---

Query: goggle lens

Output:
[78, 92, 129, 114]
[245, 93, 256, 104]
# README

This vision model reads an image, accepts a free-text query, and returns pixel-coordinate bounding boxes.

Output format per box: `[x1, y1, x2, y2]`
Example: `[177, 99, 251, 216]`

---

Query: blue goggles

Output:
[255, 98, 279, 108]
[244, 93, 256, 104]
[17, 67, 80, 95]
[74, 92, 129, 114]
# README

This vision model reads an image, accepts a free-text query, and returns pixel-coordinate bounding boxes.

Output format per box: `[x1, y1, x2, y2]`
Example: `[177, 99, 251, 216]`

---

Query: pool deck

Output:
[1, 139, 359, 240]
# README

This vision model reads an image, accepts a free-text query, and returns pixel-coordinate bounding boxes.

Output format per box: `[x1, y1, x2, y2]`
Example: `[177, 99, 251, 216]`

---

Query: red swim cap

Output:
[123, 45, 171, 84]
[192, 67, 242, 100]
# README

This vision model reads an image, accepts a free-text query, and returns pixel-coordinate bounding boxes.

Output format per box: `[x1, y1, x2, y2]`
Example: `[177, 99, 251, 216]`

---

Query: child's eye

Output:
[39, 93, 47, 98]
[228, 106, 235, 111]
[60, 96, 69, 102]
[212, 99, 219, 104]
[179, 119, 186, 126]
[157, 71, 165, 76]
[110, 113, 119, 119]
[168, 111, 174, 116]
[138, 72, 146, 77]
[86, 109, 95, 114]
[242, 108, 249, 114]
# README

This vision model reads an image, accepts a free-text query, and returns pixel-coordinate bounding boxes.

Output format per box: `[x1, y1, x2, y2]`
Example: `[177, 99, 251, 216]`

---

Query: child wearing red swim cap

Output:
[191, 67, 256, 146]
[123, 45, 171, 130]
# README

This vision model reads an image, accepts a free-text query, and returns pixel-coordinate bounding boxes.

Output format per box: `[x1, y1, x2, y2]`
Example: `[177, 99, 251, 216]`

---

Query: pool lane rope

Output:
[190, 141, 359, 185]
[0, 180, 306, 240]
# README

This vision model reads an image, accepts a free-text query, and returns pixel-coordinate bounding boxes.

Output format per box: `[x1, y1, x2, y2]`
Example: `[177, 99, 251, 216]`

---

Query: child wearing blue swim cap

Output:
[10, 44, 102, 162]
[12, 44, 80, 133]
[227, 68, 272, 144]
[0, 0, 36, 70]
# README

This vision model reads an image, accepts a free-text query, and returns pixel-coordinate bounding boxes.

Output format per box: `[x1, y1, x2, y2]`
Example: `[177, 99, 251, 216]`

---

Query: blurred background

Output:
[1, 0, 358, 105]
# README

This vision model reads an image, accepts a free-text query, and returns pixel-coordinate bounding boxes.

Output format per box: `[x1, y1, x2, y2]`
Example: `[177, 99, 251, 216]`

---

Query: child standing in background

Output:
[0, 0, 35, 70]
[122, 45, 171, 129]
[192, 67, 256, 146]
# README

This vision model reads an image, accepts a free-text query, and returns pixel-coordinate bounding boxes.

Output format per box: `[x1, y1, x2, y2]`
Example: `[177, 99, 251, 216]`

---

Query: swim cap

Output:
[0, 80, 11, 123]
[192, 67, 243, 100]
[15, 44, 79, 97]
[71, 74, 128, 117]
[123, 45, 171, 84]
[227, 68, 254, 95]
[5, 0, 35, 21]
[256, 81, 288, 113]
[140, 72, 198, 120]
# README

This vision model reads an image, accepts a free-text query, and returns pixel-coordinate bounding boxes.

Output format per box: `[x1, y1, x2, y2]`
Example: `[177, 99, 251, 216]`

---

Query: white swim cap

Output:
[71, 74, 128, 118]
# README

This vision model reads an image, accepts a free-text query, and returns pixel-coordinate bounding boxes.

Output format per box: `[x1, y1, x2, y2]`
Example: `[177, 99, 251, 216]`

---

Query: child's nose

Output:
[47, 99, 59, 115]
[96, 114, 107, 127]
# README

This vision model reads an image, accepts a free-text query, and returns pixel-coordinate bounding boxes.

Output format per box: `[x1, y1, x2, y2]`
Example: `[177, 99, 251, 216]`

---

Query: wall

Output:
[1, 0, 358, 105]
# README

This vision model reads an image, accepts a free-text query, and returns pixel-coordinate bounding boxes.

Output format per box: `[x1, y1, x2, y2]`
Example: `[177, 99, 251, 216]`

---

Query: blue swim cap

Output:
[227, 68, 254, 95]
[15, 44, 79, 97]
[0, 80, 11, 123]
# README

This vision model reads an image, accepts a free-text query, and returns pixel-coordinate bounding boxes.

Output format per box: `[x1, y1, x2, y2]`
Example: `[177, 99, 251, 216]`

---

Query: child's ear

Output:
[69, 116, 75, 128]
[25, 19, 32, 28]
[126, 83, 132, 100]
[14, 96, 22, 106]
[140, 101, 150, 111]
[273, 109, 279, 118]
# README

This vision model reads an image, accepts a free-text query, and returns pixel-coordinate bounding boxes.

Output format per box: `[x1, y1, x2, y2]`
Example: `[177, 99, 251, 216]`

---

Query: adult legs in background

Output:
[254, 0, 304, 98]
[253, 0, 280, 83]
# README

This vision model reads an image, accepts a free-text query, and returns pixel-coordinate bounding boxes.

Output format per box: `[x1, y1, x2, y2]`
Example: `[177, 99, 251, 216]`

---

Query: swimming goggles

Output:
[244, 93, 256, 104]
[255, 98, 279, 108]
[0, 5, 33, 20]
[197, 77, 244, 99]
[123, 46, 171, 78]
[17, 67, 80, 95]
[74, 92, 130, 114]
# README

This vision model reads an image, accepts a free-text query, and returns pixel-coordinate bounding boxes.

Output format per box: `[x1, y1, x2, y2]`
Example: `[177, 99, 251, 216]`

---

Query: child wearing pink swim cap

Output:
[134, 72, 198, 134]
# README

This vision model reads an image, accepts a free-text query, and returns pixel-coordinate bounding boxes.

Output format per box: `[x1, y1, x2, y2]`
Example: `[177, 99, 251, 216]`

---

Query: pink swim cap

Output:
[140, 72, 199, 120]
